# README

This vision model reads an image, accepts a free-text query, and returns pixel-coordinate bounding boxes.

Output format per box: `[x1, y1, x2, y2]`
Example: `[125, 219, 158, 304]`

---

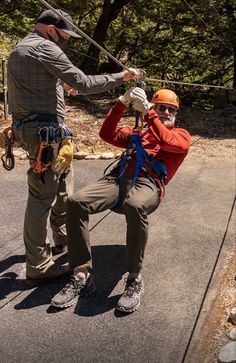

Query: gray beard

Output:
[162, 119, 175, 127]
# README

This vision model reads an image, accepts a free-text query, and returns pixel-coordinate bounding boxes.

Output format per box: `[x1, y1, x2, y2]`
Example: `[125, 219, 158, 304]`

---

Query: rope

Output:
[181, 194, 236, 362]
[38, 0, 232, 91]
[145, 77, 229, 89]
[38, 0, 130, 71]
[181, 0, 233, 52]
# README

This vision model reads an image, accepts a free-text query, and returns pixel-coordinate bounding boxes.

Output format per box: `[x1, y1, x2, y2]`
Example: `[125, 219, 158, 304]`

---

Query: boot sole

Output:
[116, 300, 141, 313]
[50, 295, 79, 309]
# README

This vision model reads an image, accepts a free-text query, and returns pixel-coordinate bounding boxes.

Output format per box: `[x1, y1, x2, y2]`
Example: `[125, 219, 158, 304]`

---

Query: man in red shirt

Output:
[51, 87, 191, 312]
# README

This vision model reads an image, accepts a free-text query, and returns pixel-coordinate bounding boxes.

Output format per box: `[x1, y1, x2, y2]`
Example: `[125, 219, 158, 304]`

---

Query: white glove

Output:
[119, 87, 152, 115]
[129, 87, 151, 115]
[118, 87, 136, 106]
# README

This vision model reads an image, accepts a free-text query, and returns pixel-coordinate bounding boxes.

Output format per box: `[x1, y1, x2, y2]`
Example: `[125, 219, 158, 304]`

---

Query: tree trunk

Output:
[81, 0, 129, 74]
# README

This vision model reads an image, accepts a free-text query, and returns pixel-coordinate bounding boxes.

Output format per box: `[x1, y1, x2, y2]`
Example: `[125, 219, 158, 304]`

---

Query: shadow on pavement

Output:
[74, 243, 126, 316]
[14, 282, 67, 310]
[0, 255, 26, 300]
[0, 254, 25, 274]
[14, 244, 126, 316]
[0, 273, 27, 300]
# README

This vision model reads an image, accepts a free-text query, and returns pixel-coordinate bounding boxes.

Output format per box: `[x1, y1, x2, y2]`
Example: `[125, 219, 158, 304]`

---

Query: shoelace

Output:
[61, 276, 85, 294]
[124, 278, 142, 297]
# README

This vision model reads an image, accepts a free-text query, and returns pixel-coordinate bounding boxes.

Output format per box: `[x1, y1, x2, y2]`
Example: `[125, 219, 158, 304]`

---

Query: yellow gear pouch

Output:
[51, 137, 74, 174]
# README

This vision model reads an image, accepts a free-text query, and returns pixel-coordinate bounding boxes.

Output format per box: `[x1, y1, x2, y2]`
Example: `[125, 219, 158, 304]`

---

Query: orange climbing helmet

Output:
[151, 89, 179, 109]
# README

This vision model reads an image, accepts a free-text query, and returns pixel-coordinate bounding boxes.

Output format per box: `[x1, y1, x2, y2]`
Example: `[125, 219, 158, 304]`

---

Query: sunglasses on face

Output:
[156, 105, 177, 114]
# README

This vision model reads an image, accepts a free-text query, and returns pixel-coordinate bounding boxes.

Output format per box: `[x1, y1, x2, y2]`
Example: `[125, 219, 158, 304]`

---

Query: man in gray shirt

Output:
[7, 8, 140, 287]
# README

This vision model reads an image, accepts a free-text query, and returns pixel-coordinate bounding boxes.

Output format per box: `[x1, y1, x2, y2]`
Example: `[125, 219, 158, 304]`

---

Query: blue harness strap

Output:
[104, 130, 167, 209]
[143, 149, 167, 184]
[118, 132, 167, 186]
[124, 132, 145, 186]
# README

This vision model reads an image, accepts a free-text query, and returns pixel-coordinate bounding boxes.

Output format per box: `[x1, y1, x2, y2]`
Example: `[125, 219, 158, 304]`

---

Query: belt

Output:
[12, 114, 64, 128]
[12, 113, 64, 124]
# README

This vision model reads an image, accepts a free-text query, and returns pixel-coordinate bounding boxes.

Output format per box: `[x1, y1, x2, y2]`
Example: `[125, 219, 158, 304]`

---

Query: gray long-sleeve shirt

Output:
[7, 30, 124, 119]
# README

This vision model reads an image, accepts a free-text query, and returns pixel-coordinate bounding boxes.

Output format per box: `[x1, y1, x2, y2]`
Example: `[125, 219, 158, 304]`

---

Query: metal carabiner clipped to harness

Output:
[134, 69, 146, 132]
[1, 127, 15, 171]
[33, 127, 52, 175]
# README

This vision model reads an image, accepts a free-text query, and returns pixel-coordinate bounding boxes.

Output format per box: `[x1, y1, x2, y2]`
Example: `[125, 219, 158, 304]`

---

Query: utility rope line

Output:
[38, 0, 231, 90]
[145, 77, 228, 89]
[181, 194, 236, 363]
[181, 0, 232, 52]
[208, 1, 224, 21]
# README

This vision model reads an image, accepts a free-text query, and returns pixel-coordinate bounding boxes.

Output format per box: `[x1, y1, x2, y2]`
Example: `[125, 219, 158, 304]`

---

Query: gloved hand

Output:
[119, 87, 152, 115]
[118, 86, 136, 106]
[51, 137, 74, 174]
[129, 87, 152, 115]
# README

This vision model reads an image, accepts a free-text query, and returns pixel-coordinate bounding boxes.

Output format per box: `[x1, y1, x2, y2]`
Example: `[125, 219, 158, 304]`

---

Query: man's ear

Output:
[47, 24, 57, 39]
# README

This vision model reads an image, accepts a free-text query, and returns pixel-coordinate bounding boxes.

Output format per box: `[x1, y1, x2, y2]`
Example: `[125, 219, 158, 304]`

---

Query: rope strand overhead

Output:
[38, 0, 232, 90]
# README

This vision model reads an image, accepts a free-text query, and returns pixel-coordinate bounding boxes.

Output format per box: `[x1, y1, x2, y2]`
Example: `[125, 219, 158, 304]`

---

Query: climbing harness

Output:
[104, 67, 167, 206]
[104, 131, 167, 208]
[104, 109, 167, 208]
[1, 127, 15, 171]
[33, 125, 73, 182]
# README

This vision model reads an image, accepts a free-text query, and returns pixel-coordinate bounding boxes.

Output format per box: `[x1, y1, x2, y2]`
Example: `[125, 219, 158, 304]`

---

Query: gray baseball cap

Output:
[37, 9, 81, 38]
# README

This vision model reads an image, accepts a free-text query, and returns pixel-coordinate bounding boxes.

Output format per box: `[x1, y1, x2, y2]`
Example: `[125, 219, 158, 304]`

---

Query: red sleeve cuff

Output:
[115, 101, 128, 112]
[145, 108, 157, 126]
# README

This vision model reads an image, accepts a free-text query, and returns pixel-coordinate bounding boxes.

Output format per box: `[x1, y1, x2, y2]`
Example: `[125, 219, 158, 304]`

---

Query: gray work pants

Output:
[66, 176, 160, 273]
[13, 121, 73, 278]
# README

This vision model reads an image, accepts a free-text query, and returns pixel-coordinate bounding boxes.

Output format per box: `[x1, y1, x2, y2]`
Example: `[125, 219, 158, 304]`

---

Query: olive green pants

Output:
[13, 121, 73, 278]
[66, 176, 160, 273]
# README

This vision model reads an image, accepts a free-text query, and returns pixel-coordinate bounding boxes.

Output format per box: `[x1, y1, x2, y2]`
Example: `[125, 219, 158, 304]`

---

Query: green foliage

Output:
[0, 0, 235, 106]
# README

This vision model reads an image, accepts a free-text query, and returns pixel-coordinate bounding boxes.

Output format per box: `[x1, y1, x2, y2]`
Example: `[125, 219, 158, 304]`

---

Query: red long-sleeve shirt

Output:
[99, 101, 191, 185]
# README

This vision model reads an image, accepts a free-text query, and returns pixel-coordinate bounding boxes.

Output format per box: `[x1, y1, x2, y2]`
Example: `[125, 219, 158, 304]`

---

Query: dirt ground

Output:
[189, 252, 236, 363]
[0, 96, 235, 162]
[63, 96, 236, 162]
[0, 97, 235, 361]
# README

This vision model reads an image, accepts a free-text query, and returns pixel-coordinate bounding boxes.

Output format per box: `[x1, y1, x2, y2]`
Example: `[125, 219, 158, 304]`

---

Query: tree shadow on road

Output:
[14, 244, 126, 315]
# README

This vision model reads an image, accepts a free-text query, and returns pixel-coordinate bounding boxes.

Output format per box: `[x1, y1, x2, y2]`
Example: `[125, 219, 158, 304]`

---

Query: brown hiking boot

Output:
[116, 277, 144, 313]
[51, 274, 96, 309]
[26, 263, 71, 288]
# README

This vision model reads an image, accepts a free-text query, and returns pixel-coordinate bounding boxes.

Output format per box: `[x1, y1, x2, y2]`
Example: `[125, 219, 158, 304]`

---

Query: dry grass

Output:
[1, 98, 235, 162]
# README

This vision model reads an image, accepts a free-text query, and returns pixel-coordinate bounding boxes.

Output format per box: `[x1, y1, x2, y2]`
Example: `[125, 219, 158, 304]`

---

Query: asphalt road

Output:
[0, 158, 235, 363]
